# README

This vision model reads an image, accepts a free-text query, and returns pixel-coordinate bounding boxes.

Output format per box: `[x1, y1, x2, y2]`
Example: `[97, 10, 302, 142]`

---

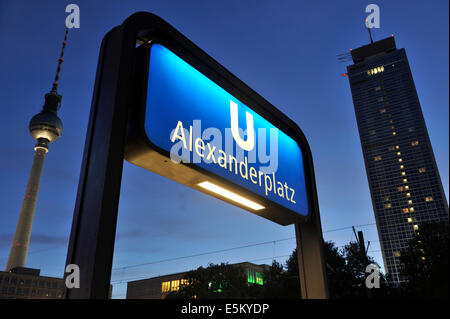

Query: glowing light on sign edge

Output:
[198, 181, 265, 211]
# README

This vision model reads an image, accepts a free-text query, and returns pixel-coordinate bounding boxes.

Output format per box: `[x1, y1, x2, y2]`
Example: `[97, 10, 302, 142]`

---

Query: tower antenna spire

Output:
[367, 27, 374, 44]
[365, 19, 374, 44]
[51, 28, 69, 93]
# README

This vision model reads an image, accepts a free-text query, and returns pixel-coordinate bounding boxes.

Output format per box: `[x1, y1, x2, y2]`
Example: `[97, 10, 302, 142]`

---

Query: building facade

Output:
[126, 262, 268, 299]
[0, 267, 65, 299]
[346, 36, 449, 283]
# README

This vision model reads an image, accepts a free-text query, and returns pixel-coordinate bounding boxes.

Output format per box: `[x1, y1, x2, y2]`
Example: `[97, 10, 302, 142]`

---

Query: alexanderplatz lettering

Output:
[171, 119, 297, 204]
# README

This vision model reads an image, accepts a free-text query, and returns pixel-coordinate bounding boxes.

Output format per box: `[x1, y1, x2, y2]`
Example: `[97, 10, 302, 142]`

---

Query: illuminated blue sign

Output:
[127, 43, 310, 224]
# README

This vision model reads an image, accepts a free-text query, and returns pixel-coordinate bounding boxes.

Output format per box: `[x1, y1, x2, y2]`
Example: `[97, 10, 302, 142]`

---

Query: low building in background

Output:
[0, 267, 65, 299]
[126, 262, 269, 299]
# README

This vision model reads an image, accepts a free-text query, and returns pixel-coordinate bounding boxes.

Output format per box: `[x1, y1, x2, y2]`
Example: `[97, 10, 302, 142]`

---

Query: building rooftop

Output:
[351, 36, 397, 63]
[129, 261, 270, 284]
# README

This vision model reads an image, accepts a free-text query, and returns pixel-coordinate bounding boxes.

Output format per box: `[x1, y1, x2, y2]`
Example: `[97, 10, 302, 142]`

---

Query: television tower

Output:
[6, 29, 68, 271]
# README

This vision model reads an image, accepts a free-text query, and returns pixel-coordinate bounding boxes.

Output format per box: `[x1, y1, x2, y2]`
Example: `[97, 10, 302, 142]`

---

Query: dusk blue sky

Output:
[0, 1, 448, 298]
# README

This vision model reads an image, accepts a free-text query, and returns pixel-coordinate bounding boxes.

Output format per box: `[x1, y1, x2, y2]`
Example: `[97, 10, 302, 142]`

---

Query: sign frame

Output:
[65, 12, 328, 299]
[126, 41, 309, 225]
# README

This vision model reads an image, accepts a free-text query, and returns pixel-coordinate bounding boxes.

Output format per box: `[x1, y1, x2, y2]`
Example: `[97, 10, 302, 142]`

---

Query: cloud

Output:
[115, 229, 148, 241]
[0, 233, 69, 247]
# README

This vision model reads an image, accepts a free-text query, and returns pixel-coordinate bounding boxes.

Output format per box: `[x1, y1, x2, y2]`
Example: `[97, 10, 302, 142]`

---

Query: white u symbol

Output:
[230, 100, 255, 151]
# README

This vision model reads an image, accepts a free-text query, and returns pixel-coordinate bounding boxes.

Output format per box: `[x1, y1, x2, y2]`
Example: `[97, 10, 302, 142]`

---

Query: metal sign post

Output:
[65, 12, 328, 299]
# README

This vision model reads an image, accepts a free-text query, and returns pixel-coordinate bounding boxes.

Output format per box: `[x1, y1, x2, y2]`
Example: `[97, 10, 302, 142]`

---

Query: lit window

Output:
[380, 108, 386, 113]
[411, 141, 419, 146]
[403, 179, 408, 183]
[161, 281, 170, 293]
[180, 279, 189, 287]
[400, 165, 404, 169]
[401, 172, 406, 176]
[408, 200, 413, 205]
[425, 196, 433, 202]
[418, 168, 426, 173]
[421, 256, 426, 261]
[368, 66, 385, 75]
[375, 86, 381, 91]
[384, 196, 390, 201]
[395, 145, 399, 149]
[405, 185, 409, 190]
[397, 152, 401, 156]
[402, 208, 409, 213]
[407, 218, 413, 223]
[248, 270, 255, 284]
[397, 186, 404, 192]
[413, 224, 419, 230]
[398, 158, 403, 163]
[256, 272, 264, 285]
[388, 146, 395, 151]
[171, 280, 180, 292]
[392, 132, 396, 136]
[409, 207, 414, 212]
[374, 156, 382, 161]
[384, 203, 392, 209]
[393, 251, 401, 257]
[406, 193, 411, 197]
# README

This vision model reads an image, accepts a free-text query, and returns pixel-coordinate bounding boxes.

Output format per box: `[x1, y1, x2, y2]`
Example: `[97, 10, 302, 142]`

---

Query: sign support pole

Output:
[295, 217, 329, 299]
[64, 25, 133, 298]
[295, 147, 329, 299]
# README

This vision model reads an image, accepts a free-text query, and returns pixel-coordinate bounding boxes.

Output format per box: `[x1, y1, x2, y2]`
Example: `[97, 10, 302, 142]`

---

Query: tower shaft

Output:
[6, 142, 48, 271]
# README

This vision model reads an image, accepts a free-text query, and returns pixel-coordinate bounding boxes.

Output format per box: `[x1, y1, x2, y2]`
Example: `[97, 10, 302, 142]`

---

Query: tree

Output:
[322, 240, 395, 298]
[260, 260, 287, 298]
[399, 222, 449, 298]
[323, 241, 356, 298]
[261, 250, 301, 298]
[264, 241, 383, 299]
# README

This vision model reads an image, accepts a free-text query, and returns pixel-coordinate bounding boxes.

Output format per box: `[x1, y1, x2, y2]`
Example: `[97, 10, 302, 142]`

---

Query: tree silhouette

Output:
[399, 222, 449, 298]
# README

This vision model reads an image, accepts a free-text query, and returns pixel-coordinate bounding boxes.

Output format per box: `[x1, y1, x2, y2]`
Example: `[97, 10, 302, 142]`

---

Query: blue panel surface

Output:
[145, 44, 308, 216]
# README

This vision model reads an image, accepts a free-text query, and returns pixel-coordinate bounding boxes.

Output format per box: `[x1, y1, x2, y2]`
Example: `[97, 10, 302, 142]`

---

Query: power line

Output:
[112, 238, 295, 271]
[108, 223, 379, 284]
[111, 254, 292, 284]
[109, 223, 380, 285]
[111, 248, 384, 285]
[112, 222, 378, 271]
[0, 222, 379, 271]
[323, 223, 376, 234]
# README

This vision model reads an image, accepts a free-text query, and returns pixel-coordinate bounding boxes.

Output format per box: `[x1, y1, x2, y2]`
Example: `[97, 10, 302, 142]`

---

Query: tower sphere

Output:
[29, 110, 63, 143]
[29, 92, 63, 143]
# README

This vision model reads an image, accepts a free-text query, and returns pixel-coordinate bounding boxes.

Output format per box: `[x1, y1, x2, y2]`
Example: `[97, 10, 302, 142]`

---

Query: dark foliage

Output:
[399, 222, 449, 298]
